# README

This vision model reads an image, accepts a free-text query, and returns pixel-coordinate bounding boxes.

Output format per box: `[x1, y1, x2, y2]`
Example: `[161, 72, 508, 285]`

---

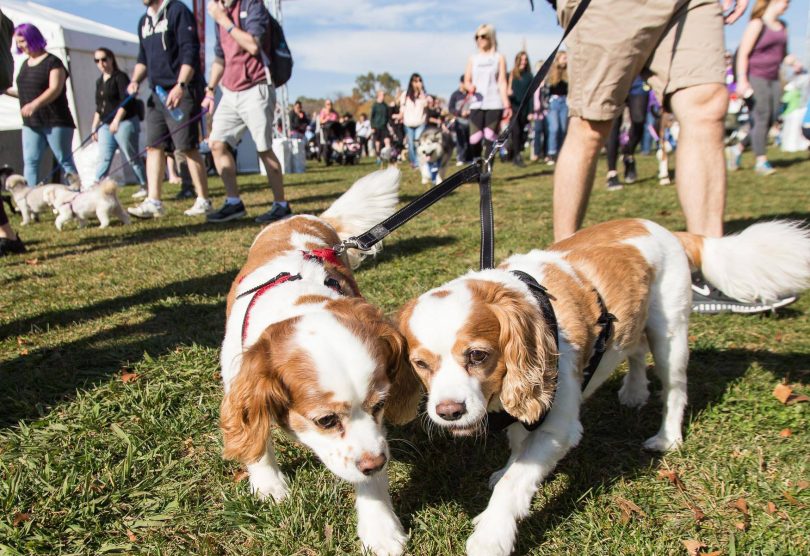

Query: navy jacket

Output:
[137, 0, 204, 90]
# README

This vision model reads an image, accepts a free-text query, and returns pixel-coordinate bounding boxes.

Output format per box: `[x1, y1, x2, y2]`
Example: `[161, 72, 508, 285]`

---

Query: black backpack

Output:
[263, 15, 293, 87]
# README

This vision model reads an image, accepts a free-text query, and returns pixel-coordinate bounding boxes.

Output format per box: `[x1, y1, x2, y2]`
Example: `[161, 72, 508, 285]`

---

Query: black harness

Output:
[487, 271, 616, 433]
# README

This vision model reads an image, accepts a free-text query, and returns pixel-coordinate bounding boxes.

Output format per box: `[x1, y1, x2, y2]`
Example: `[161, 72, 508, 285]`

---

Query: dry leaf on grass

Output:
[731, 497, 749, 515]
[690, 504, 707, 523]
[659, 469, 685, 491]
[783, 491, 801, 506]
[16, 337, 27, 345]
[787, 394, 809, 405]
[794, 480, 809, 492]
[765, 501, 777, 514]
[779, 428, 792, 437]
[19, 348, 28, 356]
[24, 258, 38, 265]
[615, 496, 645, 523]
[126, 530, 137, 542]
[773, 383, 793, 403]
[682, 539, 706, 555]
[121, 372, 140, 383]
[12, 512, 31, 527]
[233, 469, 249, 483]
[735, 521, 748, 531]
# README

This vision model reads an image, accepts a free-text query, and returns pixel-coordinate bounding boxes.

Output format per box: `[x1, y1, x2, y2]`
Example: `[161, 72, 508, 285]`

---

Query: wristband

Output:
[226, 24, 235, 34]
[177, 82, 187, 89]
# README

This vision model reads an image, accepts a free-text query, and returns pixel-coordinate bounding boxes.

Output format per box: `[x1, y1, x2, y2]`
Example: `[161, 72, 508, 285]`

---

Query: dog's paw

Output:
[249, 469, 289, 502]
[643, 433, 682, 453]
[358, 511, 407, 556]
[466, 510, 517, 556]
[618, 380, 649, 408]
[488, 467, 507, 490]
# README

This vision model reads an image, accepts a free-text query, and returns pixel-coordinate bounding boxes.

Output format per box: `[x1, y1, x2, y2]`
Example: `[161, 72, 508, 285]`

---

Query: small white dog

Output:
[417, 126, 454, 185]
[4, 174, 68, 225]
[46, 178, 130, 230]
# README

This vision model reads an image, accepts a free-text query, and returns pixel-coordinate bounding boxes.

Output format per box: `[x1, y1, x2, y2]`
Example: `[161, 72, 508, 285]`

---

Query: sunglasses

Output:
[95, 57, 108, 63]
[475, 34, 489, 40]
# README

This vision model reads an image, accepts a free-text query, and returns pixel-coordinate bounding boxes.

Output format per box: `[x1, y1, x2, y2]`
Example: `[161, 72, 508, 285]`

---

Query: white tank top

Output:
[469, 52, 503, 110]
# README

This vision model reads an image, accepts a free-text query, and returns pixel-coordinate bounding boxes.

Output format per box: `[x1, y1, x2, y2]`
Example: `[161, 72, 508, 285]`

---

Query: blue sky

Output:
[40, 0, 810, 101]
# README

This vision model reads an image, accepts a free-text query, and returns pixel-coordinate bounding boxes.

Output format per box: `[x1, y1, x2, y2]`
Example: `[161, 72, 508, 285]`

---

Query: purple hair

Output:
[13, 23, 47, 55]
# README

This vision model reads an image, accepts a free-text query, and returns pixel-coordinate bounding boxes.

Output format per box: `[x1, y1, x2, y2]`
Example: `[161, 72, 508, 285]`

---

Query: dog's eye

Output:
[467, 350, 488, 365]
[314, 413, 340, 429]
[412, 359, 429, 370]
[371, 400, 385, 414]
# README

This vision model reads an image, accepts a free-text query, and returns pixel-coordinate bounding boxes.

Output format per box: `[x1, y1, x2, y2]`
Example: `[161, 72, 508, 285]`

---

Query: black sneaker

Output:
[691, 272, 798, 314]
[254, 202, 293, 224]
[606, 174, 623, 191]
[207, 200, 247, 223]
[175, 187, 196, 200]
[512, 154, 526, 168]
[623, 156, 637, 184]
[0, 234, 26, 256]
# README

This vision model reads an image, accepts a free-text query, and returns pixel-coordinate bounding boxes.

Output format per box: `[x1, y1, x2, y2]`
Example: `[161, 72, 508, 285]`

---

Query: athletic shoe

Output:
[255, 202, 292, 224]
[131, 188, 148, 199]
[0, 234, 26, 256]
[623, 156, 637, 183]
[175, 187, 196, 200]
[128, 199, 165, 219]
[691, 272, 797, 314]
[724, 145, 741, 171]
[512, 154, 526, 168]
[606, 174, 623, 191]
[206, 200, 247, 223]
[755, 160, 776, 176]
[183, 197, 213, 216]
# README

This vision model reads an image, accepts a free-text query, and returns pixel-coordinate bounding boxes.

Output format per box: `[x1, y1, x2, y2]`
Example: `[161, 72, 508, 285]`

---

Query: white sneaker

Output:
[183, 197, 213, 216]
[132, 188, 148, 199]
[128, 199, 165, 219]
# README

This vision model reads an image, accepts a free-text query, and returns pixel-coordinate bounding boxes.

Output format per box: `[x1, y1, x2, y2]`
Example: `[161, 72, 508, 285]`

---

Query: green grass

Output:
[1, 149, 808, 555]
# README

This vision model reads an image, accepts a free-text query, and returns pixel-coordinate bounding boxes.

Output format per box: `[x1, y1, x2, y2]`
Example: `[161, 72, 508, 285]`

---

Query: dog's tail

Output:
[99, 178, 119, 197]
[321, 167, 400, 268]
[674, 220, 810, 303]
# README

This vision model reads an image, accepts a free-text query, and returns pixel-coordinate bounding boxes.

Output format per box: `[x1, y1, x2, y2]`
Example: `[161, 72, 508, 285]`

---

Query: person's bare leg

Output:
[181, 149, 209, 198]
[211, 140, 239, 198]
[0, 222, 16, 239]
[552, 117, 613, 241]
[669, 83, 727, 238]
[258, 149, 285, 203]
[146, 147, 165, 201]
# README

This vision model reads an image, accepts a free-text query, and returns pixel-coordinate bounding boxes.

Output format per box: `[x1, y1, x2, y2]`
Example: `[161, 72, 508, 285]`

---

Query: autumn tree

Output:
[353, 72, 401, 100]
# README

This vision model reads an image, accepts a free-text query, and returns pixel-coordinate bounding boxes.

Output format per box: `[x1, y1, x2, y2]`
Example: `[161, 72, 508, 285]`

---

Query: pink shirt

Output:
[219, 1, 267, 91]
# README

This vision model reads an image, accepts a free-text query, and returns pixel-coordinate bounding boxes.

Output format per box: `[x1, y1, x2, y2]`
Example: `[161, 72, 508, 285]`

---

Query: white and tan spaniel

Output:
[398, 218, 810, 556]
[4, 174, 68, 225]
[47, 178, 130, 230]
[219, 168, 419, 556]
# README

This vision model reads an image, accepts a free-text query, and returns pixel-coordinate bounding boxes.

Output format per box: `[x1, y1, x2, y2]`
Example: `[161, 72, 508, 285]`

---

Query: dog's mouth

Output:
[434, 420, 485, 437]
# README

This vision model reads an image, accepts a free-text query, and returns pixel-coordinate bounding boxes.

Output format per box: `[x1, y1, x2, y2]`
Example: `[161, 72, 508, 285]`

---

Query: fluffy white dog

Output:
[4, 174, 68, 225]
[417, 126, 454, 186]
[46, 178, 130, 230]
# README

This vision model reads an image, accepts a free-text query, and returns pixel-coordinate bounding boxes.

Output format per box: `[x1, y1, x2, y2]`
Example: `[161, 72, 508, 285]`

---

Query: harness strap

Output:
[238, 272, 302, 345]
[581, 290, 617, 388]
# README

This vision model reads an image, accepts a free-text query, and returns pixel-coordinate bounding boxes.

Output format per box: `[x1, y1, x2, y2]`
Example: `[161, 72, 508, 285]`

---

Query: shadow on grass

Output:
[361, 235, 458, 268]
[390, 346, 810, 551]
[0, 271, 232, 427]
[768, 157, 809, 170]
[725, 212, 810, 233]
[501, 169, 553, 182]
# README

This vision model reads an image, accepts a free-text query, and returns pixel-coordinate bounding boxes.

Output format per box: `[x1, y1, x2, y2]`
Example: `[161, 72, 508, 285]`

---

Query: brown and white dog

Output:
[219, 168, 418, 556]
[46, 178, 130, 230]
[397, 219, 810, 556]
[4, 174, 68, 225]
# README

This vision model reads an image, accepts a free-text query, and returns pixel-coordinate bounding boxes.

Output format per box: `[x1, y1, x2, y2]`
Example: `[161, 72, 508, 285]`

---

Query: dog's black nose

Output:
[435, 400, 467, 421]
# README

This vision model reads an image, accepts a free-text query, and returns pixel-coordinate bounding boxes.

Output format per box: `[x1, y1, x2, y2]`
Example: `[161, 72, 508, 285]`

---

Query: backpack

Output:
[264, 14, 293, 87]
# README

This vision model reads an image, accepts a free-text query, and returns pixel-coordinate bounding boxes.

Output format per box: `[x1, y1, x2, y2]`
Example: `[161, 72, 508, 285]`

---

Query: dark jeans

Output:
[454, 119, 470, 162]
[606, 92, 647, 171]
[510, 110, 529, 159]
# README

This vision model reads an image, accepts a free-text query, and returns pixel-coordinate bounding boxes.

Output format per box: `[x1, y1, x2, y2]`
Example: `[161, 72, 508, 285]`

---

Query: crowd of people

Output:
[0, 0, 807, 316]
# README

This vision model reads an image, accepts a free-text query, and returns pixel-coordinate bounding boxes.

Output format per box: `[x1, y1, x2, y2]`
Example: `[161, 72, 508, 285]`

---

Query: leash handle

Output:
[478, 166, 494, 269]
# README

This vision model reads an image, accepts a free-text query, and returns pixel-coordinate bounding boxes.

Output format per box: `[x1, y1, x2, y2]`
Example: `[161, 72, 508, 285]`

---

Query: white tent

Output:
[0, 0, 143, 185]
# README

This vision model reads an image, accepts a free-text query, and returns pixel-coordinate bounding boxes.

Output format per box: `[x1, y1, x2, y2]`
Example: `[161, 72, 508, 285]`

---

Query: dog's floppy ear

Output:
[379, 315, 423, 425]
[489, 288, 557, 425]
[220, 325, 290, 464]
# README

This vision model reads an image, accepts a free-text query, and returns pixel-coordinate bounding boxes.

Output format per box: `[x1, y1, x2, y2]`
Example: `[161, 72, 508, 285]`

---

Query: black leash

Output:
[335, 0, 592, 271]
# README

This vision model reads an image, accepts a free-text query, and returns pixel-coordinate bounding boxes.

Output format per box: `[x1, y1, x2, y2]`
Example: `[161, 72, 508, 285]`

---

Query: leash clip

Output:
[333, 237, 361, 256]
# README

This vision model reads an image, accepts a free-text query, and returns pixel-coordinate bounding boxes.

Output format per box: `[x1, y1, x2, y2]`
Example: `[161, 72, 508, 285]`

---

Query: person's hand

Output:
[721, 0, 748, 24]
[502, 106, 513, 121]
[109, 119, 120, 134]
[92, 132, 98, 142]
[21, 101, 38, 117]
[736, 77, 753, 98]
[207, 0, 230, 27]
[201, 94, 216, 115]
[167, 83, 184, 109]
[792, 61, 805, 75]
[127, 81, 140, 95]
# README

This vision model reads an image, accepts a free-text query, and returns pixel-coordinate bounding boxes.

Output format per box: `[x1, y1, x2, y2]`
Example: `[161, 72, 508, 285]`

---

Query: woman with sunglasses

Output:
[4, 23, 80, 189]
[91, 47, 147, 190]
[399, 73, 431, 168]
[464, 24, 511, 161]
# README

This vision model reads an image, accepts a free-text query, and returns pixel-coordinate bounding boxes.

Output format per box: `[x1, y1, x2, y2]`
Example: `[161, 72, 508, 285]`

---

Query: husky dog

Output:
[417, 126, 454, 185]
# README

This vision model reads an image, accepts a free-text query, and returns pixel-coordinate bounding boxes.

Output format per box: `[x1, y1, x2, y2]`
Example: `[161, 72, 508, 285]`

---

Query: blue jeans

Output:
[95, 118, 147, 185]
[532, 117, 548, 158]
[21, 125, 79, 186]
[546, 96, 569, 156]
[405, 124, 425, 167]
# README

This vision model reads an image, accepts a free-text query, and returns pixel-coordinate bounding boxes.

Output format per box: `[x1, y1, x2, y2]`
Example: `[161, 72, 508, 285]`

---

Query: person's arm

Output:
[464, 57, 474, 94]
[127, 63, 147, 95]
[498, 54, 512, 118]
[208, 0, 261, 57]
[3, 86, 17, 97]
[166, 4, 200, 108]
[202, 58, 224, 114]
[21, 65, 66, 118]
[91, 110, 101, 141]
[108, 73, 130, 133]
[721, 0, 749, 25]
[735, 19, 763, 96]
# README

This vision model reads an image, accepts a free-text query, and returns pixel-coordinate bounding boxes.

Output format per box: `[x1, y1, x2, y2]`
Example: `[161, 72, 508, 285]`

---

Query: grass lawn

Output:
[1, 149, 808, 555]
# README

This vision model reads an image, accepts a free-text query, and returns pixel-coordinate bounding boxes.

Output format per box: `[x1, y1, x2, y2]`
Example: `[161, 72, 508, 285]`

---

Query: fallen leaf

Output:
[786, 394, 809, 405]
[233, 470, 249, 483]
[616, 496, 645, 523]
[783, 491, 800, 506]
[16, 337, 27, 345]
[688, 335, 698, 342]
[796, 480, 809, 492]
[126, 530, 137, 542]
[212, 371, 222, 382]
[773, 383, 793, 404]
[121, 372, 140, 383]
[765, 501, 777, 514]
[732, 497, 749, 516]
[774, 332, 783, 342]
[735, 521, 748, 531]
[683, 539, 706, 555]
[19, 348, 28, 356]
[779, 428, 792, 438]
[12, 512, 30, 527]
[659, 469, 685, 491]
[658, 209, 671, 216]
[24, 258, 38, 265]
[690, 504, 706, 523]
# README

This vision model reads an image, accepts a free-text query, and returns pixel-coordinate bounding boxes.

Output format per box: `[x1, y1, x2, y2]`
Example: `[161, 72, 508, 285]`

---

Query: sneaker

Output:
[254, 202, 292, 224]
[175, 187, 196, 200]
[206, 200, 247, 223]
[545, 157, 556, 166]
[0, 234, 26, 256]
[128, 199, 165, 219]
[691, 272, 797, 314]
[513, 154, 526, 168]
[623, 156, 637, 183]
[606, 173, 623, 191]
[183, 197, 213, 216]
[131, 188, 148, 199]
[755, 160, 776, 176]
[724, 145, 741, 171]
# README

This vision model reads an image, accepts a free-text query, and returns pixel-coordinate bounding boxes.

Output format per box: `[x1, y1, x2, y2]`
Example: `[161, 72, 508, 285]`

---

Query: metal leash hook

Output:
[333, 237, 361, 257]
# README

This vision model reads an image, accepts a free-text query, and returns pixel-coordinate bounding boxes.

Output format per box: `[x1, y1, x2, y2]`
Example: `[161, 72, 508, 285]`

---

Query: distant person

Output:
[203, 0, 290, 224]
[370, 89, 390, 162]
[319, 99, 340, 165]
[127, 0, 211, 219]
[289, 100, 309, 139]
[529, 59, 548, 163]
[92, 47, 147, 190]
[545, 51, 568, 165]
[5, 23, 80, 189]
[356, 113, 371, 156]
[399, 73, 431, 168]
[604, 76, 647, 190]
[464, 24, 511, 160]
[736, 0, 804, 176]
[448, 75, 471, 164]
[507, 50, 532, 167]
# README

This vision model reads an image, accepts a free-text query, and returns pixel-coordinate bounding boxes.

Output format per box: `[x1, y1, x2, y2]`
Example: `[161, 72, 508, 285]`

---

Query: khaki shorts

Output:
[558, 0, 726, 120]
[209, 83, 276, 152]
